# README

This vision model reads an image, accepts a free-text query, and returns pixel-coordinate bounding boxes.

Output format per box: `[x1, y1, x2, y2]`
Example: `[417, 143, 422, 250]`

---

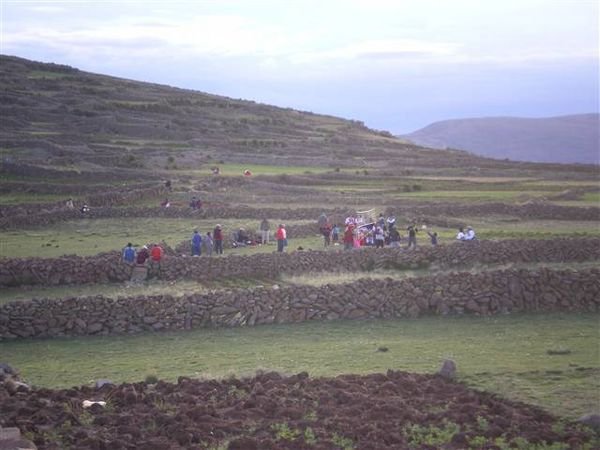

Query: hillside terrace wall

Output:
[387, 202, 600, 223]
[1, 267, 598, 339]
[0, 238, 598, 288]
[0, 185, 168, 219]
[1, 200, 598, 231]
[0, 205, 351, 230]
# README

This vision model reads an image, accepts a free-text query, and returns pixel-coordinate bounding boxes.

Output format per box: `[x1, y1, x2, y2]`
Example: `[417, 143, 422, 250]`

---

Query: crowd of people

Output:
[117, 194, 479, 271]
[318, 212, 475, 250]
[120, 219, 291, 270]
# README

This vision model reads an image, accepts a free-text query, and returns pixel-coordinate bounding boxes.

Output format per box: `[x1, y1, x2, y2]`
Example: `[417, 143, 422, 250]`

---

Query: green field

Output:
[2, 313, 598, 418]
[0, 218, 316, 258]
[2, 215, 599, 258]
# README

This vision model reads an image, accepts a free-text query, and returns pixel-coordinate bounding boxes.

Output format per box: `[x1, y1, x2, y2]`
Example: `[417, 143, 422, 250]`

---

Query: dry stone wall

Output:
[387, 201, 600, 222]
[2, 198, 599, 231]
[0, 205, 351, 230]
[1, 267, 598, 339]
[0, 238, 598, 288]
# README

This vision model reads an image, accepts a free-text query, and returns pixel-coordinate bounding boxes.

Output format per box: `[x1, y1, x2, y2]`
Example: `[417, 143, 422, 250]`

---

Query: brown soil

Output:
[1, 371, 597, 449]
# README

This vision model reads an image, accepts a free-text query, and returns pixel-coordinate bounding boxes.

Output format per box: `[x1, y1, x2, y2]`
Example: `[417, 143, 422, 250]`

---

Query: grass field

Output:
[2, 215, 599, 258]
[0, 218, 316, 258]
[2, 313, 597, 419]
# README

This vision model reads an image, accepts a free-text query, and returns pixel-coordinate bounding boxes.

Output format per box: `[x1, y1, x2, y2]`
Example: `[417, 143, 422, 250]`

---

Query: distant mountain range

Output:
[402, 114, 599, 164]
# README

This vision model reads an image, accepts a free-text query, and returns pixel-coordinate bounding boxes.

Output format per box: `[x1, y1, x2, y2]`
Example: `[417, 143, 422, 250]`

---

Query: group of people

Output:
[318, 212, 476, 250]
[223, 219, 289, 253]
[456, 226, 477, 241]
[316, 213, 425, 250]
[121, 242, 165, 273]
[190, 225, 223, 256]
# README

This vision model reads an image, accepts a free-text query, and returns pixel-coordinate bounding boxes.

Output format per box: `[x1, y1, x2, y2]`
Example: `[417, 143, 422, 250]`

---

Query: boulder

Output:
[437, 359, 456, 380]
[578, 413, 600, 430]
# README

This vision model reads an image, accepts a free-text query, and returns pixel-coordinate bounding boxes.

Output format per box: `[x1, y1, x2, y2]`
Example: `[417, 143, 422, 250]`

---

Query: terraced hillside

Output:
[1, 55, 470, 174]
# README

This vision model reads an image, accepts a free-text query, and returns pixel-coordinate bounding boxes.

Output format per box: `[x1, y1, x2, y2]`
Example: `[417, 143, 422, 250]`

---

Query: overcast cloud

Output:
[1, 0, 598, 132]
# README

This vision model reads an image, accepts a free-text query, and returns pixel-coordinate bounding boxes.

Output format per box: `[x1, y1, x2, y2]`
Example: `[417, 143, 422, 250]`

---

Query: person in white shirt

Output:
[456, 227, 465, 240]
[464, 226, 476, 241]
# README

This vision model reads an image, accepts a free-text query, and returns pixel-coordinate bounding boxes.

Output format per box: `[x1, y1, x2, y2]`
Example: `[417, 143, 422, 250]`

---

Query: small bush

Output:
[145, 374, 159, 384]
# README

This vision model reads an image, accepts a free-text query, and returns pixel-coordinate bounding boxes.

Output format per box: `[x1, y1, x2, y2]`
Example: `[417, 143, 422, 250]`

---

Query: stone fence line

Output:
[387, 201, 600, 222]
[0, 238, 598, 288]
[0, 205, 352, 230]
[1, 267, 597, 340]
[1, 200, 598, 231]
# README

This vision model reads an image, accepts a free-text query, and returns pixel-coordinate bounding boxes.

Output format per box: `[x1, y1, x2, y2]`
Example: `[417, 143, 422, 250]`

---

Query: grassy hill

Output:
[1, 54, 477, 176]
[3, 55, 596, 182]
[402, 114, 600, 165]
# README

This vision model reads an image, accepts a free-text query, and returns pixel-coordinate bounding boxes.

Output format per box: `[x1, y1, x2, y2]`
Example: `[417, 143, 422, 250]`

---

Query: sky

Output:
[1, 0, 598, 133]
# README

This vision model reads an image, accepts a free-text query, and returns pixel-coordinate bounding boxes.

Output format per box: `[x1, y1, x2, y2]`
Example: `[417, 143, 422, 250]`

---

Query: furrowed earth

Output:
[2, 370, 599, 450]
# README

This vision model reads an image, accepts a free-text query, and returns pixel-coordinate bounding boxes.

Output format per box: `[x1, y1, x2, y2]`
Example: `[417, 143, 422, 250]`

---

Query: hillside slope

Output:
[402, 114, 600, 164]
[0, 55, 483, 175]
[1, 55, 596, 181]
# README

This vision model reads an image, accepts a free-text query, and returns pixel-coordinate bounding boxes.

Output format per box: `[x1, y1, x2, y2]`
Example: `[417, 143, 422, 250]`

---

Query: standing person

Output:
[150, 243, 163, 275]
[204, 231, 213, 256]
[343, 224, 354, 250]
[122, 243, 136, 264]
[389, 226, 401, 247]
[331, 224, 340, 244]
[322, 222, 332, 247]
[213, 225, 224, 255]
[377, 214, 386, 231]
[317, 213, 328, 229]
[191, 230, 202, 256]
[66, 198, 74, 209]
[260, 218, 271, 245]
[136, 245, 150, 265]
[407, 225, 417, 249]
[276, 224, 287, 252]
[427, 230, 439, 246]
[374, 225, 385, 248]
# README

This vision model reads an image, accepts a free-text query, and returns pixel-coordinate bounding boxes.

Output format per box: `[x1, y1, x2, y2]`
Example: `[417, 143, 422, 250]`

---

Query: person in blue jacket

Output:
[122, 243, 136, 264]
[191, 230, 202, 256]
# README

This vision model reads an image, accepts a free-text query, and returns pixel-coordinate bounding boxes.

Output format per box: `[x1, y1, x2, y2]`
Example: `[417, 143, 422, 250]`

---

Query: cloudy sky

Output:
[1, 0, 598, 133]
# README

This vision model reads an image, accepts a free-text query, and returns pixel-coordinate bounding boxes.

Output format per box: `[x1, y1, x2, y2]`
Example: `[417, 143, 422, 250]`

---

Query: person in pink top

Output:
[275, 224, 287, 252]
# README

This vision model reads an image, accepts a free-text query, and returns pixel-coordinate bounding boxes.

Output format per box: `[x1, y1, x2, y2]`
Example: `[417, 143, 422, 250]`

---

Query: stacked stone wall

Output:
[0, 186, 168, 221]
[2, 199, 598, 230]
[1, 238, 598, 288]
[387, 202, 600, 223]
[0, 205, 351, 230]
[1, 267, 597, 339]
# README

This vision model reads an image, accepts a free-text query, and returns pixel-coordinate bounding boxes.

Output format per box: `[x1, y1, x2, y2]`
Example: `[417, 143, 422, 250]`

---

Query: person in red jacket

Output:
[213, 224, 224, 255]
[343, 224, 355, 251]
[275, 223, 287, 252]
[150, 243, 163, 274]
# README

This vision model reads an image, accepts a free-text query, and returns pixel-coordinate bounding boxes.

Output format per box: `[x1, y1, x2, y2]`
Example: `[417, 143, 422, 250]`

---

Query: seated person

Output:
[237, 228, 252, 245]
[80, 203, 90, 214]
[464, 226, 476, 241]
[456, 227, 466, 240]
